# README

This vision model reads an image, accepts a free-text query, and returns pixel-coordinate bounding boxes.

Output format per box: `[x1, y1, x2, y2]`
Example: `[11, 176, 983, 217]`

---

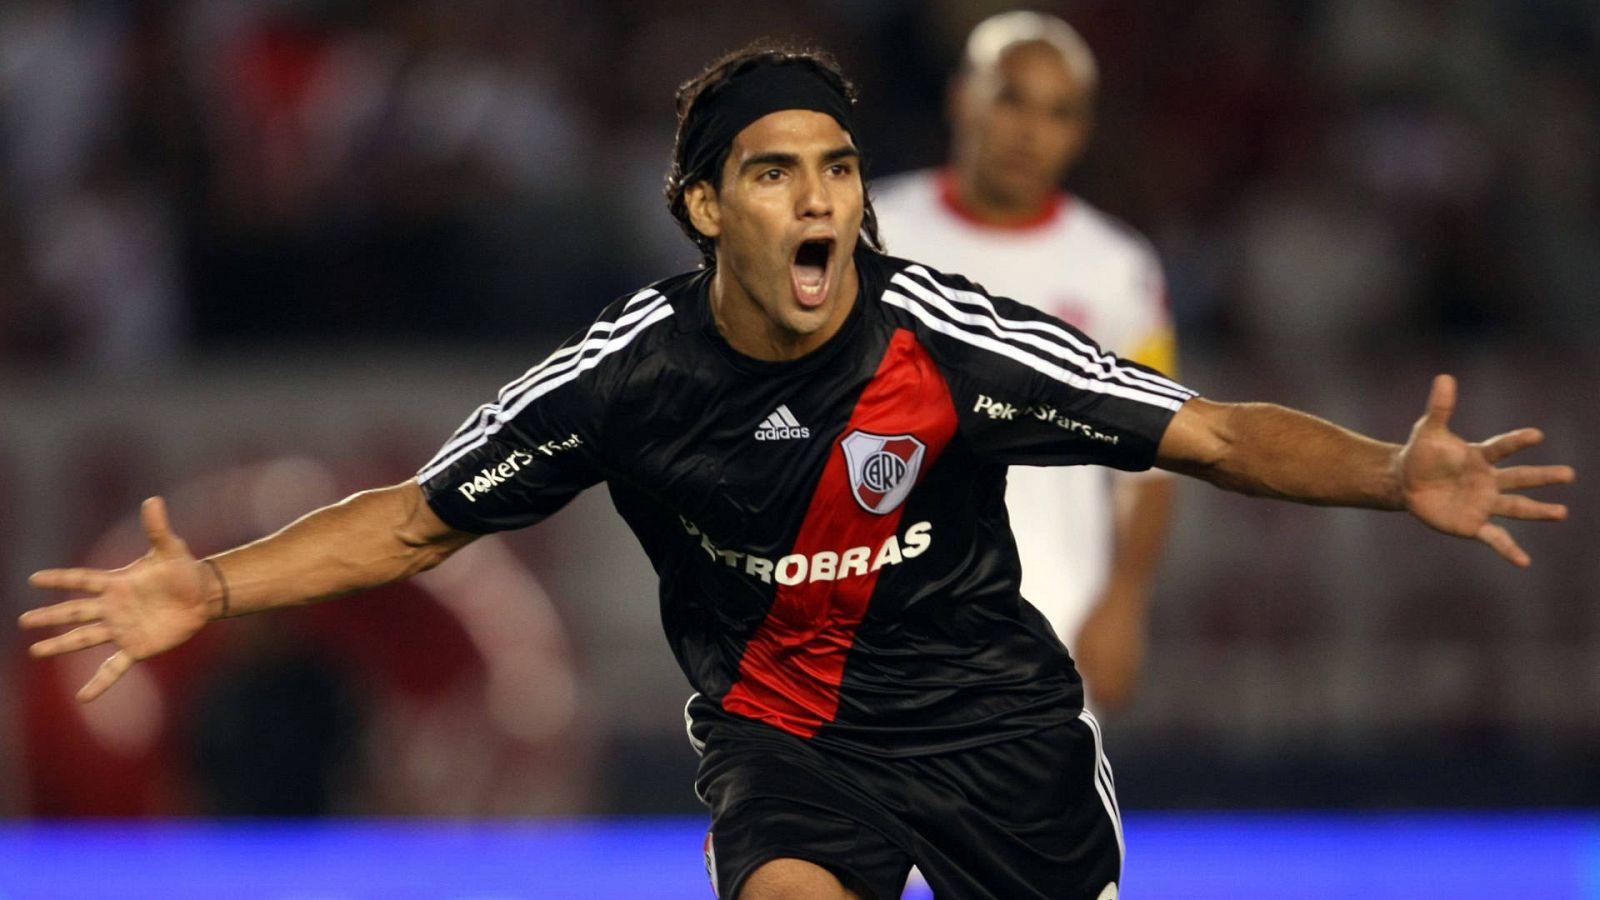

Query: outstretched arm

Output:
[1156, 375, 1574, 566]
[20, 480, 475, 701]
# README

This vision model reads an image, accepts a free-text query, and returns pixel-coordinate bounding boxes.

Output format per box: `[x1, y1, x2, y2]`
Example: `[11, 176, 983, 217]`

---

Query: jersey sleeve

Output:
[416, 322, 618, 534]
[884, 261, 1197, 471]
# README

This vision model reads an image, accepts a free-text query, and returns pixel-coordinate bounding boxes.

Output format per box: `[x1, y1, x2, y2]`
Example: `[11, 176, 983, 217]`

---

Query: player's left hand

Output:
[1072, 582, 1147, 711]
[1398, 375, 1575, 566]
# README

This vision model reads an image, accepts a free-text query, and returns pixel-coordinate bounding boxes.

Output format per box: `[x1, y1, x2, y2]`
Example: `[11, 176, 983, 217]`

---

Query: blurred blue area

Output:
[1, 813, 1596, 899]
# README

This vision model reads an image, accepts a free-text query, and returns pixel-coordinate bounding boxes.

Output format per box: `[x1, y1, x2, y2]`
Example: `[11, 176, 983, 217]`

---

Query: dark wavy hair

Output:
[664, 41, 884, 268]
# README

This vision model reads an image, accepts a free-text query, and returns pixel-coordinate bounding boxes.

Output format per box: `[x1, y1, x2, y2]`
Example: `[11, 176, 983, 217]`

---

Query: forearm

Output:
[1157, 399, 1405, 509]
[202, 480, 474, 618]
[1104, 475, 1175, 598]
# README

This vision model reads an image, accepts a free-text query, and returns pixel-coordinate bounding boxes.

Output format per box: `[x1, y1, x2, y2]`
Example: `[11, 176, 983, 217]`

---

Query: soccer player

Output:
[874, 12, 1174, 709]
[21, 44, 1572, 900]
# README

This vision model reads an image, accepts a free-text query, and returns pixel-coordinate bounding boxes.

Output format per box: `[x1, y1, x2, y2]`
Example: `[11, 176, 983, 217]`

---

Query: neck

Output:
[944, 165, 1061, 228]
[709, 256, 860, 362]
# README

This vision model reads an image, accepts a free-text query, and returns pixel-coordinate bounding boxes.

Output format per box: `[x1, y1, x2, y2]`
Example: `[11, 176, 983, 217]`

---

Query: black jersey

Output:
[418, 249, 1194, 756]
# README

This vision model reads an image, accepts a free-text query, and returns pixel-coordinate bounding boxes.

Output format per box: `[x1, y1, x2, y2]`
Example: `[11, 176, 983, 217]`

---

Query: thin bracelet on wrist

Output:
[201, 558, 231, 618]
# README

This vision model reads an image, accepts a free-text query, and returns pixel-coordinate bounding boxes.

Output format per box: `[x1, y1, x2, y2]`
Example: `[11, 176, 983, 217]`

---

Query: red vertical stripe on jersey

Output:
[722, 329, 958, 737]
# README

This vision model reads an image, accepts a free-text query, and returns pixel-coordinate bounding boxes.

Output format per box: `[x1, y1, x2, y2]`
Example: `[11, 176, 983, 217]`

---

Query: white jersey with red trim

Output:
[872, 169, 1178, 646]
[417, 248, 1193, 755]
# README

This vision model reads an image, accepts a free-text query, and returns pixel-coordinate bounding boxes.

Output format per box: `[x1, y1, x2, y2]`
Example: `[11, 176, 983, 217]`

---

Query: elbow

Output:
[1156, 397, 1237, 480]
[393, 520, 474, 577]
[372, 480, 475, 578]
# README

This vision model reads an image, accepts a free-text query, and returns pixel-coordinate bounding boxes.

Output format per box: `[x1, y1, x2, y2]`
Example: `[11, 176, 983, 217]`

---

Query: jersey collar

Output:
[936, 168, 1067, 232]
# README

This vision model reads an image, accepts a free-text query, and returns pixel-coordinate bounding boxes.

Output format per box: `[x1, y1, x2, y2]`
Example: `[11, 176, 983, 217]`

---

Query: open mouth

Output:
[791, 237, 834, 308]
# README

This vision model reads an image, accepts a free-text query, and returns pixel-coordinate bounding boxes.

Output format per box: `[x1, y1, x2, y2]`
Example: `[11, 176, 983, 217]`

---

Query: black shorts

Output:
[688, 700, 1123, 900]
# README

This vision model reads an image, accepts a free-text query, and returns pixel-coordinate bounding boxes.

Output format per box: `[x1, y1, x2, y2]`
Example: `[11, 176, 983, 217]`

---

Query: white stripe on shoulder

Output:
[897, 265, 1192, 399]
[427, 289, 667, 455]
[417, 292, 673, 482]
[495, 289, 670, 415]
[420, 289, 668, 474]
[897, 266, 1193, 400]
[882, 288, 1187, 410]
[492, 288, 664, 405]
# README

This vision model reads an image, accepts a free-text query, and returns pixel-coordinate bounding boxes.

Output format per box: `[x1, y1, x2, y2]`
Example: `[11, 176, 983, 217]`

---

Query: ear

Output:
[945, 74, 967, 127]
[685, 180, 722, 241]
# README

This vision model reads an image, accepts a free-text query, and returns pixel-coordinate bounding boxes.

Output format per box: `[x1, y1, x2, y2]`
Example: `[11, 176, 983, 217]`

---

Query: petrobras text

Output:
[679, 517, 932, 585]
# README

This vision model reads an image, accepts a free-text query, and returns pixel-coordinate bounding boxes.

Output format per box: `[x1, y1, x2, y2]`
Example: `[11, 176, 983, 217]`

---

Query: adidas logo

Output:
[754, 404, 811, 441]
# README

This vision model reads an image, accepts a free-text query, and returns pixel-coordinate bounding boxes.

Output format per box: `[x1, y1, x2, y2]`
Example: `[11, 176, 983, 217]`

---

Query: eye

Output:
[828, 161, 855, 177]
[759, 168, 786, 182]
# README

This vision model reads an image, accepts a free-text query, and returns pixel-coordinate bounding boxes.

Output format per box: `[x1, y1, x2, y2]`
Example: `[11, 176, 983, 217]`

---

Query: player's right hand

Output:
[20, 496, 216, 702]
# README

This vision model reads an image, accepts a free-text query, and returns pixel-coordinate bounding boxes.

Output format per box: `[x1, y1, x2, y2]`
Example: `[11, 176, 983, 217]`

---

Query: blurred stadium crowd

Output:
[2, 0, 1596, 818]
[3, 0, 1597, 367]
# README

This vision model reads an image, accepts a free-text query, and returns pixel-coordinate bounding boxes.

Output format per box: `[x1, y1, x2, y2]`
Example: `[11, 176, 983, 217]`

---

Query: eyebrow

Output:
[738, 145, 860, 174]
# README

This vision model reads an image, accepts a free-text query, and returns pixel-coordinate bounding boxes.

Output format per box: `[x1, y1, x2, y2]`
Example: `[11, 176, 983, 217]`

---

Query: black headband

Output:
[680, 60, 856, 186]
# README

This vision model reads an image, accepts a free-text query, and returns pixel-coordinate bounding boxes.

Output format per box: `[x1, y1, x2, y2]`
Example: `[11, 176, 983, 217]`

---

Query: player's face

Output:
[688, 109, 864, 361]
[953, 41, 1092, 211]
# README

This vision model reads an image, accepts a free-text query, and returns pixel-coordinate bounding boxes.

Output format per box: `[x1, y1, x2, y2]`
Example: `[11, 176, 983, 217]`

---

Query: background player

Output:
[876, 12, 1174, 709]
[20, 44, 1574, 900]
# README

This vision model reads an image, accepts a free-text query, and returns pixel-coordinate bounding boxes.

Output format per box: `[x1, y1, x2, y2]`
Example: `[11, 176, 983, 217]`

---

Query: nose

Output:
[1017, 108, 1052, 150]
[797, 169, 832, 219]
